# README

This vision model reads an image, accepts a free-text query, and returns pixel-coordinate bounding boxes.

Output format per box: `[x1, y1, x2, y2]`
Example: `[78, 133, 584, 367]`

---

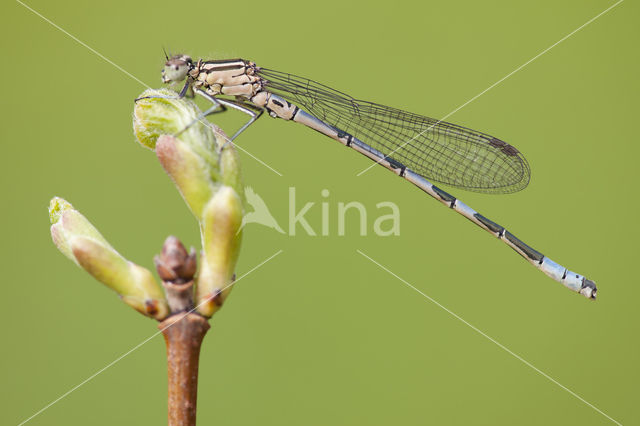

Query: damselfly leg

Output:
[136, 90, 264, 148]
[192, 89, 264, 144]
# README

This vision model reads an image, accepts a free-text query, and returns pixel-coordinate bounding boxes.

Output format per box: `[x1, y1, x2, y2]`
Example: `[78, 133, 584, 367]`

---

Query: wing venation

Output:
[258, 68, 530, 194]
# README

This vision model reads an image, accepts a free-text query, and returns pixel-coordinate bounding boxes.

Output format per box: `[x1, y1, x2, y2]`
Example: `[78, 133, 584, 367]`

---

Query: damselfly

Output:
[144, 54, 596, 299]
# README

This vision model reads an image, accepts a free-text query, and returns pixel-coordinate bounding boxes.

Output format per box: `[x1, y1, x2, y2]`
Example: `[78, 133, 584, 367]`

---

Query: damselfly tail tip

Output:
[580, 278, 597, 300]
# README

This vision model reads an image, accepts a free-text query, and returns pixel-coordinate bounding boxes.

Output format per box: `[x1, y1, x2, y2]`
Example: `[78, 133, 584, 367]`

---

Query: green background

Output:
[2, 0, 638, 424]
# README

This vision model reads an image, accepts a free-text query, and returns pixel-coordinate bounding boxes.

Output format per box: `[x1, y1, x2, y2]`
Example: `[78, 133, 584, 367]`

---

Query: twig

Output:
[156, 236, 209, 426]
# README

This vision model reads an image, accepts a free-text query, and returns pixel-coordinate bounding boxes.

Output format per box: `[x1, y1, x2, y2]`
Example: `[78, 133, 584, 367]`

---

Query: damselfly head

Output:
[162, 55, 193, 83]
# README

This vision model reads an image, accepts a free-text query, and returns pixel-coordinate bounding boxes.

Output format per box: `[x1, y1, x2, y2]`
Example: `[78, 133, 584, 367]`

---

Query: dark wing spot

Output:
[489, 137, 519, 156]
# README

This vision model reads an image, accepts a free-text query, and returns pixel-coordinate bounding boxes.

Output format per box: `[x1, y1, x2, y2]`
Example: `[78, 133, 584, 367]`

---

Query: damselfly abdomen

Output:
[149, 54, 596, 299]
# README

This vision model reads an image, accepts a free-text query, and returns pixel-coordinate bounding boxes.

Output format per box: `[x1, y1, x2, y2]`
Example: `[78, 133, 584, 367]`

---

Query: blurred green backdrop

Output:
[1, 0, 638, 424]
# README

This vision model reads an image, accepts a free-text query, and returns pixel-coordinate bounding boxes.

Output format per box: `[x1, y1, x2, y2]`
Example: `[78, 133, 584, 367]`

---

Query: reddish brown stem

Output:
[159, 312, 210, 426]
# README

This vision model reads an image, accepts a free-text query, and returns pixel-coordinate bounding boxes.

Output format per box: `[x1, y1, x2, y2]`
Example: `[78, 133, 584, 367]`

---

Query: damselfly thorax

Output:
[190, 59, 260, 97]
[141, 54, 597, 299]
[189, 58, 304, 122]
